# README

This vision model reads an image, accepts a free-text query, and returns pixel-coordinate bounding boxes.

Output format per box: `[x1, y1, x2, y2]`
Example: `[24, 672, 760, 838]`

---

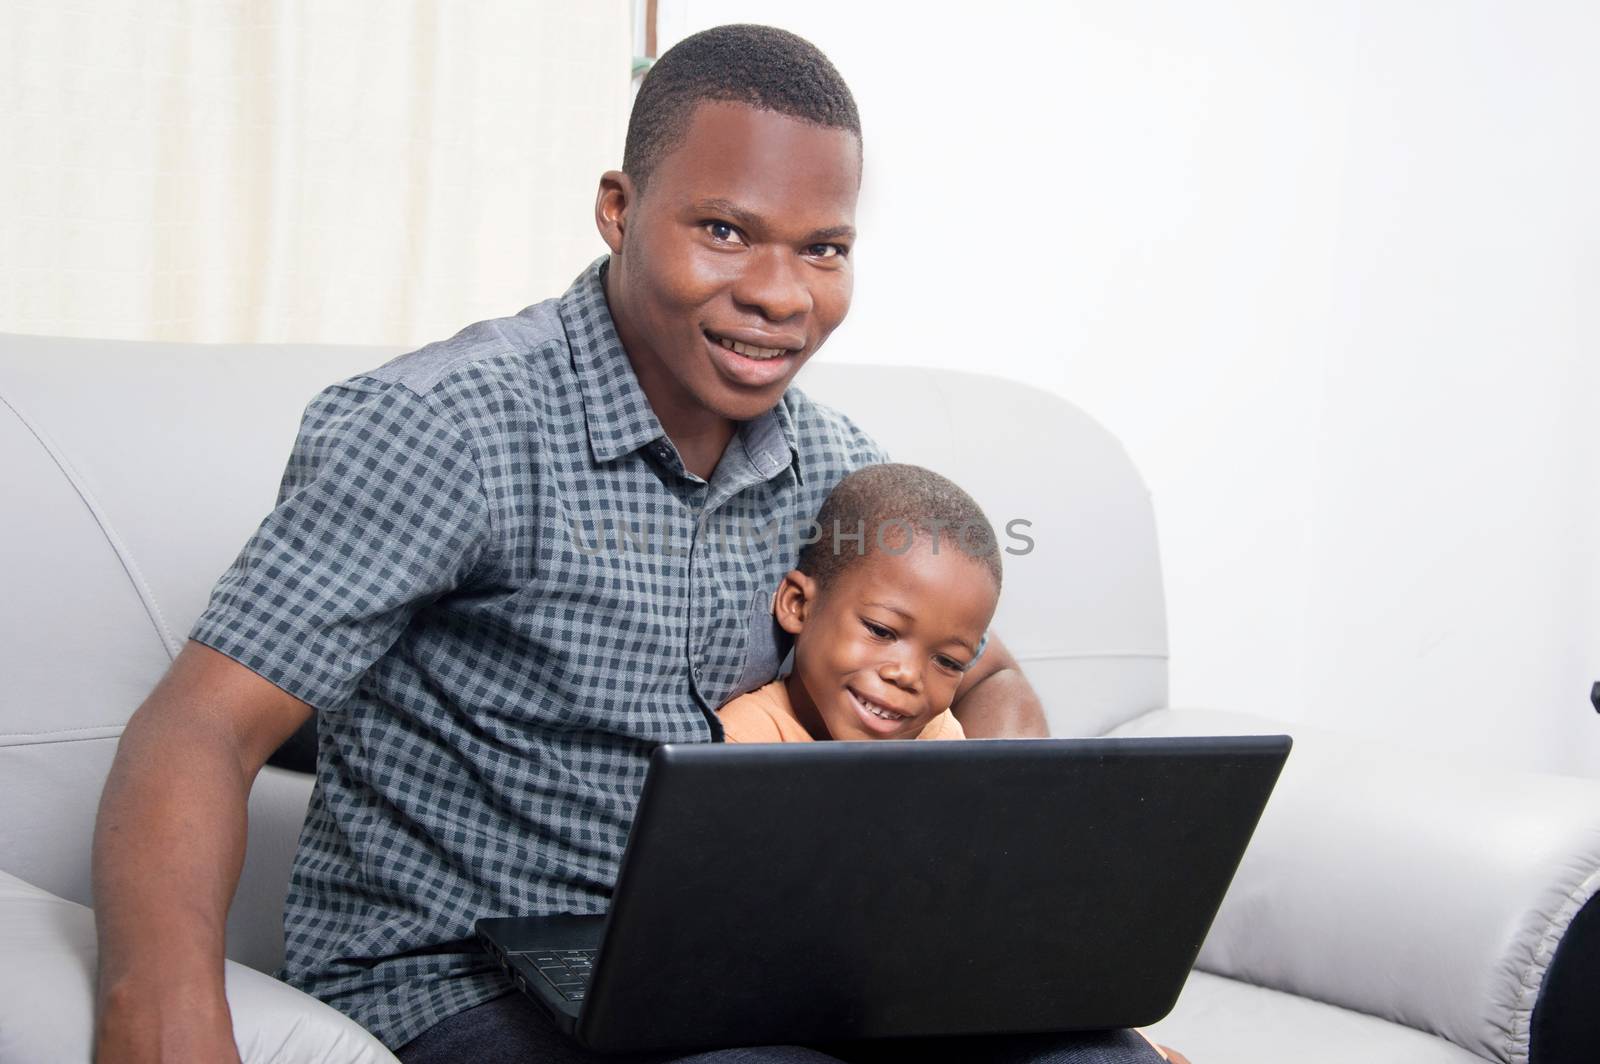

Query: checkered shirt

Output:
[189, 256, 889, 1049]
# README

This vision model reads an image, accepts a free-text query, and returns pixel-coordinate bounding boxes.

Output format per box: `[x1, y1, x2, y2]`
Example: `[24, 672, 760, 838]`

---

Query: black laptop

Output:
[477, 734, 1290, 1054]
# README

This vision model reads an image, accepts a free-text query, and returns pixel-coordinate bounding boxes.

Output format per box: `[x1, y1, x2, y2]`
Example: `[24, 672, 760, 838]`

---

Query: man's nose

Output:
[731, 247, 812, 323]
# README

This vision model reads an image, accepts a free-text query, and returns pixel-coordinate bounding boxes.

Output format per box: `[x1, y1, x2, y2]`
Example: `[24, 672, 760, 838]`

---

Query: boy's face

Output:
[598, 100, 861, 425]
[776, 539, 999, 741]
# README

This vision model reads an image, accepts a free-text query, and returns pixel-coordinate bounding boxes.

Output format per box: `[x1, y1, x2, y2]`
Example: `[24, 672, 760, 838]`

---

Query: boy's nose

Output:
[879, 655, 921, 692]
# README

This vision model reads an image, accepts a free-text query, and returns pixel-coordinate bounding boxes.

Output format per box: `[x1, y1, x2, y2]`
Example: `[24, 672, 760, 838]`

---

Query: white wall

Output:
[658, 1, 1600, 776]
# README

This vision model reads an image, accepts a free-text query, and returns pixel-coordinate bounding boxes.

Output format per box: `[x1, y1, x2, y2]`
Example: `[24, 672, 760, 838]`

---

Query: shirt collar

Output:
[560, 255, 801, 483]
[739, 391, 803, 486]
[561, 256, 669, 464]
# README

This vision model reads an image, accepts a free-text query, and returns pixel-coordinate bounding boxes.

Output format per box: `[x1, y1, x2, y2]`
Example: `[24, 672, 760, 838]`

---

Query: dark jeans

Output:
[396, 991, 1166, 1064]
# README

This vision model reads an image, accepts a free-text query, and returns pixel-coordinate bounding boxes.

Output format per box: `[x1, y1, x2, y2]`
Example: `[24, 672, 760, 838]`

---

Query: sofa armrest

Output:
[1109, 708, 1600, 1064]
[0, 870, 398, 1063]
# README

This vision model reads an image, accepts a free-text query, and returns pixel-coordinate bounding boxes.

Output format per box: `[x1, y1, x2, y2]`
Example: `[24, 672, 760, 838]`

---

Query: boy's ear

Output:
[773, 569, 816, 637]
[595, 170, 635, 254]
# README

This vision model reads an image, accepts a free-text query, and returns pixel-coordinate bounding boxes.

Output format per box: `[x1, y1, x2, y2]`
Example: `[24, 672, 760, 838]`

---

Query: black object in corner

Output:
[266, 712, 318, 774]
[1529, 889, 1600, 1063]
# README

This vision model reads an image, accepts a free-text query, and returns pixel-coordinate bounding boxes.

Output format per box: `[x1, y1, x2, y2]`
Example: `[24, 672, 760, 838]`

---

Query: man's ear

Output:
[773, 569, 816, 637]
[595, 170, 635, 254]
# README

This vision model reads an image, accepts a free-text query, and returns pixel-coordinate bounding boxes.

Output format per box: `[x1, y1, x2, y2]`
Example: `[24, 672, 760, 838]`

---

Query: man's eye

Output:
[807, 244, 847, 260]
[705, 221, 743, 244]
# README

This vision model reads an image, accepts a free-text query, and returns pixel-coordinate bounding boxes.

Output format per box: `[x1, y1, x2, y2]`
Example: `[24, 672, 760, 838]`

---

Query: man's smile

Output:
[704, 327, 802, 360]
[703, 328, 802, 387]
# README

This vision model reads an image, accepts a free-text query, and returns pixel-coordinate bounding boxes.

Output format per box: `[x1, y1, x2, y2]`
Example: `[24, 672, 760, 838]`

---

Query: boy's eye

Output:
[862, 620, 893, 639]
[936, 655, 969, 673]
[704, 221, 744, 245]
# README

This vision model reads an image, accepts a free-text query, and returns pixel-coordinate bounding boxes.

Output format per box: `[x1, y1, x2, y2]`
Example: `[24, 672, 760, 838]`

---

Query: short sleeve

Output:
[716, 697, 784, 744]
[916, 711, 966, 741]
[717, 682, 813, 743]
[188, 379, 491, 712]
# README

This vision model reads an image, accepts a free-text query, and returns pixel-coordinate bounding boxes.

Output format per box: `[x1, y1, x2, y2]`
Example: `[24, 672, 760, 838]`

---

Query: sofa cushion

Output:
[1146, 971, 1486, 1064]
[1112, 707, 1600, 1064]
[0, 870, 397, 1063]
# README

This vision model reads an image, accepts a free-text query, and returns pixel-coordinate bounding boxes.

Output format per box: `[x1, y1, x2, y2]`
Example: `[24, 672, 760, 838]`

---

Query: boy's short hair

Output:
[797, 463, 1003, 592]
[624, 24, 862, 194]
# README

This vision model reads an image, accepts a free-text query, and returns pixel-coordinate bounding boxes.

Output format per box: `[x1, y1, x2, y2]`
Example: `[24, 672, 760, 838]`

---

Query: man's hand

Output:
[92, 641, 311, 1064]
[94, 980, 241, 1064]
[948, 631, 1049, 737]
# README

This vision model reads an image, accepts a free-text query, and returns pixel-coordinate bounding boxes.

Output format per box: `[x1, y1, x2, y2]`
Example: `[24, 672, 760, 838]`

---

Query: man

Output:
[91, 24, 1175, 1064]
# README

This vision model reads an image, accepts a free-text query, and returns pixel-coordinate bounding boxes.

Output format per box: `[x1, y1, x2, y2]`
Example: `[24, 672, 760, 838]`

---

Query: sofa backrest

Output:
[0, 331, 1168, 973]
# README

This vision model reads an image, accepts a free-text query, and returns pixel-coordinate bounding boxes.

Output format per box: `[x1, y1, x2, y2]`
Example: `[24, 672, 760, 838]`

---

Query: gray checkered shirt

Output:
[189, 256, 889, 1049]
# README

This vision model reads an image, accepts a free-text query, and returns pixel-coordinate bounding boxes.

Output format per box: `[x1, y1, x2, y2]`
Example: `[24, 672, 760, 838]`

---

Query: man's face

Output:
[602, 100, 861, 424]
[777, 540, 998, 741]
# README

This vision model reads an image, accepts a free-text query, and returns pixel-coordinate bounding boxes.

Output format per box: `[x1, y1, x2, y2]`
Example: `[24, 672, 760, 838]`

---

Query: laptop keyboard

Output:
[515, 949, 597, 1003]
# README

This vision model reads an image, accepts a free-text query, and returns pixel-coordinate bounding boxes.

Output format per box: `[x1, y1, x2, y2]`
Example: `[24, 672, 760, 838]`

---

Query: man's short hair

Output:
[624, 24, 862, 194]
[797, 463, 1003, 593]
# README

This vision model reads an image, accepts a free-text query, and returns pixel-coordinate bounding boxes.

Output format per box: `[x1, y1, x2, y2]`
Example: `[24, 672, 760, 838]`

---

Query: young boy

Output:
[717, 463, 1184, 1064]
[719, 463, 995, 744]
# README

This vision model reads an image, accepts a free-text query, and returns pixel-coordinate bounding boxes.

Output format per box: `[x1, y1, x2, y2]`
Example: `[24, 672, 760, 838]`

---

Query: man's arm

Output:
[91, 641, 313, 1064]
[948, 631, 1049, 738]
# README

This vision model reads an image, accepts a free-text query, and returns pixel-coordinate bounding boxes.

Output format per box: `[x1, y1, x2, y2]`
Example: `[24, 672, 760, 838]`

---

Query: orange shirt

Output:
[719, 679, 965, 743]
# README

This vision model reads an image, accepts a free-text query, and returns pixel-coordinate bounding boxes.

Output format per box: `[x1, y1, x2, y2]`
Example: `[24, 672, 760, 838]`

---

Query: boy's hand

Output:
[1134, 1027, 1190, 1062]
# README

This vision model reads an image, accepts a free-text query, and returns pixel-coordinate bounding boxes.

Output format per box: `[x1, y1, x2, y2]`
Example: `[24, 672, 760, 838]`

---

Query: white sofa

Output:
[2, 331, 1596, 1064]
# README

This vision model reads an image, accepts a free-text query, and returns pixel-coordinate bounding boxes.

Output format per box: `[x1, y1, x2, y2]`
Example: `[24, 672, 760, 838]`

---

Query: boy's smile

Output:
[775, 538, 1000, 741]
[596, 100, 861, 475]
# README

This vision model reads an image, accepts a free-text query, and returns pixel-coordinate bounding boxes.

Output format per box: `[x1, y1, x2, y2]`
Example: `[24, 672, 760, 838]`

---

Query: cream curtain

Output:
[1, 1, 633, 345]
